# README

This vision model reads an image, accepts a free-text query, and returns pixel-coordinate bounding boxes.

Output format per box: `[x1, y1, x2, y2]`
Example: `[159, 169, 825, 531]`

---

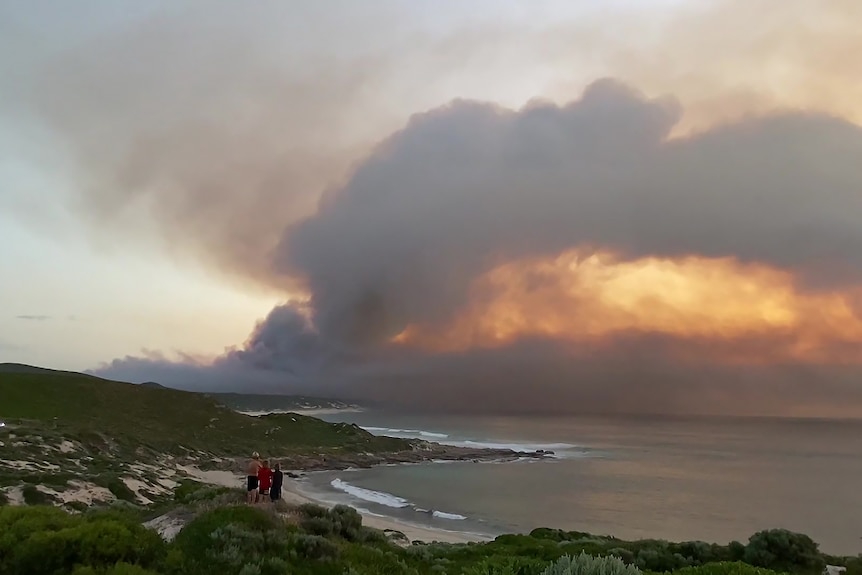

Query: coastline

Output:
[284, 477, 492, 544]
[237, 407, 365, 417]
[180, 464, 490, 544]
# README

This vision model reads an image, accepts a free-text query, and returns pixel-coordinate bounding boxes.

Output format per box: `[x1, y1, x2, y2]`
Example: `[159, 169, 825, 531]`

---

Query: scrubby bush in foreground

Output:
[0, 505, 165, 575]
[744, 529, 825, 574]
[2, 504, 858, 575]
[674, 562, 784, 575]
[540, 552, 641, 575]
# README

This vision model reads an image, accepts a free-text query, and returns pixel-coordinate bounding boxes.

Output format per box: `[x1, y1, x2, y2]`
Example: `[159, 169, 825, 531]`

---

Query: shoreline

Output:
[237, 407, 365, 417]
[285, 477, 493, 544]
[180, 463, 491, 544]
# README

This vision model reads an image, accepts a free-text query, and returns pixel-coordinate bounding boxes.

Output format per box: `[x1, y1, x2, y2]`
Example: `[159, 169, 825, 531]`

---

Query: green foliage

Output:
[107, 564, 162, 575]
[540, 552, 642, 575]
[290, 532, 341, 561]
[172, 479, 234, 506]
[205, 523, 291, 575]
[67, 500, 89, 512]
[673, 562, 784, 575]
[1, 504, 859, 575]
[21, 484, 53, 505]
[463, 555, 546, 574]
[172, 506, 277, 562]
[0, 505, 165, 575]
[299, 502, 330, 518]
[843, 556, 862, 575]
[744, 529, 825, 574]
[298, 502, 367, 542]
[72, 563, 161, 575]
[99, 475, 137, 503]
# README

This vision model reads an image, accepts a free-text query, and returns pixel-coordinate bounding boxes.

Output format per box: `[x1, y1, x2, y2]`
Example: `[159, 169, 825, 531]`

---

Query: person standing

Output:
[246, 452, 261, 504]
[269, 462, 283, 504]
[258, 459, 272, 503]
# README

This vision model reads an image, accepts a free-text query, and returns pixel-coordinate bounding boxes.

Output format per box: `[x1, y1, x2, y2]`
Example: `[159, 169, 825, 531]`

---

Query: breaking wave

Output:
[329, 478, 469, 521]
[330, 478, 410, 508]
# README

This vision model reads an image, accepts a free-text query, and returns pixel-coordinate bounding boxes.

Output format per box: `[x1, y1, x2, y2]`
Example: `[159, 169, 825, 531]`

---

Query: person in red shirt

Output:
[257, 459, 272, 502]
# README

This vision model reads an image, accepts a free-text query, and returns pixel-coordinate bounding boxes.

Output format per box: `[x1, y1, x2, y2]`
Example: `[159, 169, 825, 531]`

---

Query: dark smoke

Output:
[95, 79, 862, 417]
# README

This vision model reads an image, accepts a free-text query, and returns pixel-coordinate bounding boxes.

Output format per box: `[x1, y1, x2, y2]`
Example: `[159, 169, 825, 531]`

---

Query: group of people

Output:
[245, 452, 284, 504]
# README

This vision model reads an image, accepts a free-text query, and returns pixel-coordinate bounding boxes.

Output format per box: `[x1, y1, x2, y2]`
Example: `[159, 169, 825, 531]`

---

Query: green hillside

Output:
[0, 365, 407, 456]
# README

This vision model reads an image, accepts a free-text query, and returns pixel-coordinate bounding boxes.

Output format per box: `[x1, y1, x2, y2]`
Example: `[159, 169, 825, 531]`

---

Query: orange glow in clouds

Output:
[392, 251, 862, 363]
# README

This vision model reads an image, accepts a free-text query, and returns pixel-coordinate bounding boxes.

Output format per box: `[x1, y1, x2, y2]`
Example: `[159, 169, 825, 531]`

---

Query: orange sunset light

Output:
[392, 250, 862, 363]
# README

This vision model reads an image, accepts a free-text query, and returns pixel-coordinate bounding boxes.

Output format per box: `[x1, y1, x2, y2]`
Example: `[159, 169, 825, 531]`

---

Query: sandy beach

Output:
[179, 465, 489, 545]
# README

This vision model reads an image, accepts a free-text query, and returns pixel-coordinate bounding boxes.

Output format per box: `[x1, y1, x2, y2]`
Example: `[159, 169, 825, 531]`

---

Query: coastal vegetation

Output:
[2, 493, 860, 575]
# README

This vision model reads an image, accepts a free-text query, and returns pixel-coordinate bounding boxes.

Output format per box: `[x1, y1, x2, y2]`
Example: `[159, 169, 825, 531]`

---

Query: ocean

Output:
[301, 411, 862, 555]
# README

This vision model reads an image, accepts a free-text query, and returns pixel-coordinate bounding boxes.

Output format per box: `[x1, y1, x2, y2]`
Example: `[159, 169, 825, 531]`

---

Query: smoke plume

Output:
[96, 79, 862, 416]
[7, 0, 862, 415]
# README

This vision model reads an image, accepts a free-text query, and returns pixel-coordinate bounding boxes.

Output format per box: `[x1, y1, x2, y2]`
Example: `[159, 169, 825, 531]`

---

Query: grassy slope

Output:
[0, 366, 407, 456]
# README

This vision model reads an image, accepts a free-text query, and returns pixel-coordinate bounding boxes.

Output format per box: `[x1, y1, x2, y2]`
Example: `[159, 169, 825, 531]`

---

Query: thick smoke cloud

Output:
[11, 1, 859, 415]
[96, 80, 862, 417]
[283, 79, 862, 344]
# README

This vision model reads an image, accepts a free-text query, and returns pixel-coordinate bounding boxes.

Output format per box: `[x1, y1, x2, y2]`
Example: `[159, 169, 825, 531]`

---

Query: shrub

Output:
[173, 479, 236, 506]
[173, 479, 206, 503]
[298, 504, 369, 542]
[105, 478, 137, 503]
[289, 533, 340, 561]
[359, 526, 390, 544]
[66, 500, 89, 512]
[728, 542, 746, 562]
[0, 506, 165, 575]
[173, 505, 277, 559]
[21, 485, 53, 505]
[172, 512, 290, 575]
[540, 552, 642, 575]
[106, 563, 162, 575]
[744, 529, 825, 574]
[298, 502, 330, 518]
[69, 519, 165, 566]
[331, 504, 363, 531]
[302, 515, 336, 536]
[464, 556, 546, 575]
[607, 548, 635, 565]
[674, 561, 784, 575]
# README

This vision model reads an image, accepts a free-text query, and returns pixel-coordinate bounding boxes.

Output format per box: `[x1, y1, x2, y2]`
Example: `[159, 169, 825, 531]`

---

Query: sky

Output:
[2, 0, 861, 416]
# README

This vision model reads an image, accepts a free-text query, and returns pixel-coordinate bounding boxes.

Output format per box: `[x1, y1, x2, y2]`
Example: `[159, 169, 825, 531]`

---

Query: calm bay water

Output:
[307, 412, 862, 554]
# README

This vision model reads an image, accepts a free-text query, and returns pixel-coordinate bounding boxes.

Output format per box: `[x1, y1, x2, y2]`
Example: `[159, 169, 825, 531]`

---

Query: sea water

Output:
[305, 412, 862, 554]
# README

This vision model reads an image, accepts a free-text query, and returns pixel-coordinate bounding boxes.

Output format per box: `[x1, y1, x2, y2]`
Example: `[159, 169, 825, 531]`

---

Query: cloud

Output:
[10, 0, 861, 291]
[94, 79, 862, 417]
[15, 315, 51, 321]
[281, 80, 862, 345]
[9, 0, 860, 415]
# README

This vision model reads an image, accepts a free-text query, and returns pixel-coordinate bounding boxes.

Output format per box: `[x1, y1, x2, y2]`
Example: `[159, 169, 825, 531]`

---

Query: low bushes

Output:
[0, 504, 854, 575]
[743, 529, 825, 574]
[0, 505, 166, 575]
[541, 553, 642, 575]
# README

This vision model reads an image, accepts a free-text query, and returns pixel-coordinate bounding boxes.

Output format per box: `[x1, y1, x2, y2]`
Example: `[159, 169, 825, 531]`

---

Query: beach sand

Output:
[179, 465, 488, 545]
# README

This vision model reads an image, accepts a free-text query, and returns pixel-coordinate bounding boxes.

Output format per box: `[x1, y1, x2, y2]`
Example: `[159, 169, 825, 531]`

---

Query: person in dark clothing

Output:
[269, 462, 283, 503]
